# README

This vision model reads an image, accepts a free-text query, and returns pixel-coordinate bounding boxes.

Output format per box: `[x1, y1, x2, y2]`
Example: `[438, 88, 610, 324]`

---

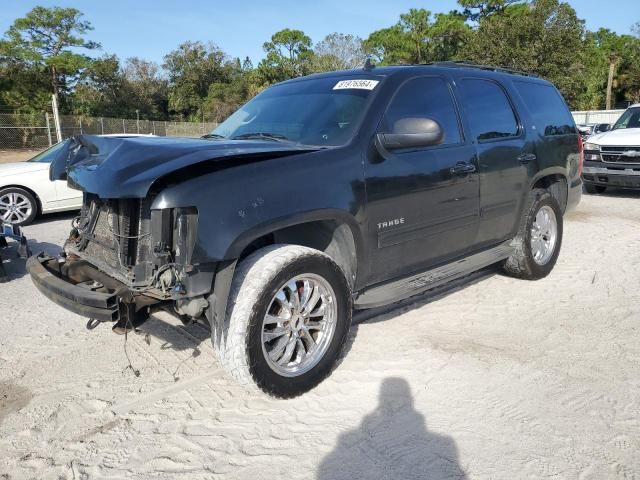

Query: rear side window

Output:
[382, 76, 461, 146]
[514, 81, 574, 136]
[458, 78, 519, 141]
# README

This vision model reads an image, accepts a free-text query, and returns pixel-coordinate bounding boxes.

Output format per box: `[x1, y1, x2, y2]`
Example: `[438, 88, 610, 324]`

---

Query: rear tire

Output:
[502, 188, 563, 280]
[584, 184, 606, 194]
[216, 244, 352, 398]
[0, 187, 37, 226]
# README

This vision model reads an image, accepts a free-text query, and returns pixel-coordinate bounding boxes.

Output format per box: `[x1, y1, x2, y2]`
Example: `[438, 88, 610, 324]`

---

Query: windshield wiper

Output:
[231, 132, 291, 142]
[201, 133, 226, 139]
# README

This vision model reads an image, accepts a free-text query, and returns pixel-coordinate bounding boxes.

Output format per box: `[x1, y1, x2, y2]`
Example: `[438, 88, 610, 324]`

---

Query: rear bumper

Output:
[27, 254, 120, 321]
[582, 165, 640, 189]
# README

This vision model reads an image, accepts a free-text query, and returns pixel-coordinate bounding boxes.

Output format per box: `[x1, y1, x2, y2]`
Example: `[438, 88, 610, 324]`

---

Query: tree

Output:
[398, 9, 432, 64]
[72, 54, 124, 116]
[122, 57, 168, 119]
[0, 6, 99, 100]
[457, 0, 527, 22]
[312, 33, 366, 71]
[364, 24, 413, 64]
[364, 9, 433, 64]
[430, 12, 472, 61]
[258, 29, 313, 83]
[616, 28, 640, 105]
[163, 41, 235, 120]
[364, 9, 471, 65]
[464, 0, 585, 107]
[578, 28, 640, 109]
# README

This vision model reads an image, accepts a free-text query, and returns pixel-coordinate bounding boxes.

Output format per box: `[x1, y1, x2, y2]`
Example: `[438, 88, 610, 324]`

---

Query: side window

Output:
[382, 77, 461, 146]
[514, 81, 574, 136]
[458, 78, 519, 141]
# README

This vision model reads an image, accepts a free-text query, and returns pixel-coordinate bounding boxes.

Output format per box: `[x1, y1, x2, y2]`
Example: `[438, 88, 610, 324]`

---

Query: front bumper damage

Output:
[27, 253, 161, 324]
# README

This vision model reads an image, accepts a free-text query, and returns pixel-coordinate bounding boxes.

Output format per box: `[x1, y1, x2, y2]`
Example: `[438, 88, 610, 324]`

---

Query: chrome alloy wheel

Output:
[0, 192, 33, 224]
[261, 273, 338, 377]
[530, 205, 558, 265]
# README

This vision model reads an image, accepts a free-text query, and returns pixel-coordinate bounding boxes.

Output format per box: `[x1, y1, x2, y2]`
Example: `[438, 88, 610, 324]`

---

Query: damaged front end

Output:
[28, 192, 211, 331]
[29, 133, 311, 332]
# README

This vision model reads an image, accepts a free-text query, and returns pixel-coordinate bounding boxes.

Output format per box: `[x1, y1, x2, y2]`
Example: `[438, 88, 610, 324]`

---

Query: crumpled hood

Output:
[589, 128, 640, 146]
[53, 135, 317, 198]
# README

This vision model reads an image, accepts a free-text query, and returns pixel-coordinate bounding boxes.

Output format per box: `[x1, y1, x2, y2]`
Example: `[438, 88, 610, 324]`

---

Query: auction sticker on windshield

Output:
[333, 79, 379, 90]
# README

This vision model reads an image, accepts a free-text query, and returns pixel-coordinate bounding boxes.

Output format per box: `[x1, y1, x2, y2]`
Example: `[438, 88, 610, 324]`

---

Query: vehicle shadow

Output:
[137, 307, 360, 370]
[317, 377, 467, 480]
[129, 269, 492, 377]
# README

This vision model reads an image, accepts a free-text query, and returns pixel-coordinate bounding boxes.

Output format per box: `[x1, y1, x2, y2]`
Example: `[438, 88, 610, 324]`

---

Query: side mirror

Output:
[596, 123, 611, 133]
[377, 117, 444, 151]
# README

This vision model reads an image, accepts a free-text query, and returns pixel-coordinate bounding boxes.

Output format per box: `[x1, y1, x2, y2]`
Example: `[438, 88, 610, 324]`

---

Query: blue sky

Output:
[1, 0, 638, 65]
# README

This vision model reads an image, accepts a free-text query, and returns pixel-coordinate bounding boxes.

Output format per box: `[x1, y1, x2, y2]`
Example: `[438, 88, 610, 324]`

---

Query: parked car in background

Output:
[577, 123, 611, 142]
[29, 63, 582, 397]
[0, 134, 153, 225]
[582, 104, 640, 194]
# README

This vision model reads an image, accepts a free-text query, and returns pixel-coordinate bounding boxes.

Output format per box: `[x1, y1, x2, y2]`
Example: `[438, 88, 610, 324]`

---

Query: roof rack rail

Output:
[428, 61, 539, 78]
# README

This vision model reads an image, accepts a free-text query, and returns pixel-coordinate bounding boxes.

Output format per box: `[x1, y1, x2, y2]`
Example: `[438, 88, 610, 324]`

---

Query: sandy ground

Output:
[1, 191, 639, 479]
[0, 150, 43, 164]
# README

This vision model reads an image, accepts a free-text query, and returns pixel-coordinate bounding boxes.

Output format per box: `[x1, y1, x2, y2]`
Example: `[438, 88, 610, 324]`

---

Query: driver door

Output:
[364, 76, 480, 285]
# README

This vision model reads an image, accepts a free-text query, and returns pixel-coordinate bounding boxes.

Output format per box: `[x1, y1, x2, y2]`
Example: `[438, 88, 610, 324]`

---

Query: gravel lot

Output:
[1, 191, 639, 479]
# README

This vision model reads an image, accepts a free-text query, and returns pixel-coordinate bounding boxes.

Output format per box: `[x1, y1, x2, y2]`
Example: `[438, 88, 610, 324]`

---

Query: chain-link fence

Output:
[0, 113, 218, 149]
[0, 109, 627, 150]
[0, 112, 53, 149]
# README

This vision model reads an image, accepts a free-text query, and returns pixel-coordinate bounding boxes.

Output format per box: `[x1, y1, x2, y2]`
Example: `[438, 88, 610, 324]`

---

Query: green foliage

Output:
[1, 6, 99, 99]
[364, 9, 471, 64]
[163, 41, 239, 120]
[457, 0, 527, 22]
[464, 0, 585, 106]
[258, 29, 314, 83]
[1, 3, 639, 120]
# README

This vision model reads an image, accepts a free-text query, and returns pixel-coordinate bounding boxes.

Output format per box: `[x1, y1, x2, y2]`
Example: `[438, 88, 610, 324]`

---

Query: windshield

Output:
[28, 140, 68, 163]
[612, 107, 640, 130]
[211, 76, 381, 147]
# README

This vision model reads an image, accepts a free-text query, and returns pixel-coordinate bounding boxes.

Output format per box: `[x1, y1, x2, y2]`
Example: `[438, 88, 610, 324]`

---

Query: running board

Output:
[354, 241, 514, 309]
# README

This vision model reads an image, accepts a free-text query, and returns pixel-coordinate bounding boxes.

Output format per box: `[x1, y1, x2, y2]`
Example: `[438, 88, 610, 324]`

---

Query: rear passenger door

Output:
[364, 76, 480, 285]
[456, 78, 532, 248]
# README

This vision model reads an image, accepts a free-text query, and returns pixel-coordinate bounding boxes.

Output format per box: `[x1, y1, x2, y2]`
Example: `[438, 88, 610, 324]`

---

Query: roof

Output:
[280, 61, 544, 86]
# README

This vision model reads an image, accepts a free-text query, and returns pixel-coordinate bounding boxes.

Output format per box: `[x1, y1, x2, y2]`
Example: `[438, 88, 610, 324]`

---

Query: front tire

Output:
[502, 188, 563, 280]
[0, 187, 37, 226]
[217, 245, 352, 398]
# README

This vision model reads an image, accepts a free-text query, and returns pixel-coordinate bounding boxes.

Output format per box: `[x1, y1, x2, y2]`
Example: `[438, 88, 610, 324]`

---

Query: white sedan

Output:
[0, 134, 152, 225]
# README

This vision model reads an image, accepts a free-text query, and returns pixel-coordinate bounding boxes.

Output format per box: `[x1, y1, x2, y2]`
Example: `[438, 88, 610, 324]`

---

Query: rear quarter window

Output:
[514, 81, 575, 136]
[457, 78, 519, 142]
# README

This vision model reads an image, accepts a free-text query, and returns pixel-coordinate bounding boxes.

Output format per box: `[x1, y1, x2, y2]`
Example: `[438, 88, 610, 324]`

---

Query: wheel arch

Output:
[530, 171, 569, 213]
[226, 209, 363, 290]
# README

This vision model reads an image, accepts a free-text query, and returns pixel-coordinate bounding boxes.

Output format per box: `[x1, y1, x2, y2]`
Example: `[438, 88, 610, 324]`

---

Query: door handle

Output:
[517, 153, 537, 163]
[449, 163, 476, 175]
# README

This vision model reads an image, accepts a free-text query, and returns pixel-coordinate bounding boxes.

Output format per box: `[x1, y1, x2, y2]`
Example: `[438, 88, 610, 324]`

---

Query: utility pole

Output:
[136, 109, 140, 133]
[51, 94, 63, 142]
[606, 55, 618, 110]
[44, 112, 52, 147]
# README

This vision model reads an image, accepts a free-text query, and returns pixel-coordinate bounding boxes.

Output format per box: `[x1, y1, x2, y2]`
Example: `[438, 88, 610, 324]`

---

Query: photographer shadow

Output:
[318, 377, 466, 480]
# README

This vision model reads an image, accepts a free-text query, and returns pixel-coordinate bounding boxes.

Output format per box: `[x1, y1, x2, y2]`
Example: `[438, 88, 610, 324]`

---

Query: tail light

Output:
[577, 135, 584, 176]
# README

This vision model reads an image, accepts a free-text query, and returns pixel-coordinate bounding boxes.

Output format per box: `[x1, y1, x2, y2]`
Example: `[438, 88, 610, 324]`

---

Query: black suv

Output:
[28, 63, 582, 397]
